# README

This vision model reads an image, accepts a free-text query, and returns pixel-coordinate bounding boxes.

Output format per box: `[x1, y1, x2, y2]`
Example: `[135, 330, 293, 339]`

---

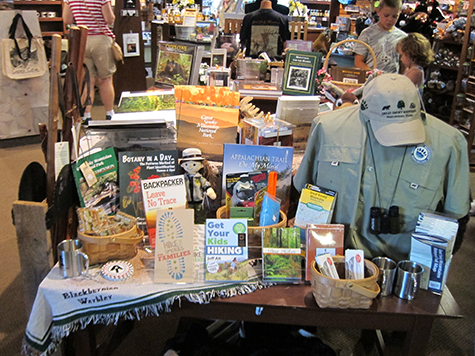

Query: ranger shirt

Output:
[294, 105, 470, 261]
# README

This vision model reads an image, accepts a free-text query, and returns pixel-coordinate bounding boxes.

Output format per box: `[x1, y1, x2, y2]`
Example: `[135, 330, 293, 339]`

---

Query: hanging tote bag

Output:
[2, 13, 47, 80]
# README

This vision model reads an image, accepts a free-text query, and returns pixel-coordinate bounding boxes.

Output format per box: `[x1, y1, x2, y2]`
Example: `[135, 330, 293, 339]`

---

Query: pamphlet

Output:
[205, 218, 249, 281]
[154, 209, 194, 283]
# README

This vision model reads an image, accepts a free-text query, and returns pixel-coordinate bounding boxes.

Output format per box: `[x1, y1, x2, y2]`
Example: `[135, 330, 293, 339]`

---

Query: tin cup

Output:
[393, 260, 424, 300]
[372, 257, 397, 296]
[57, 239, 89, 278]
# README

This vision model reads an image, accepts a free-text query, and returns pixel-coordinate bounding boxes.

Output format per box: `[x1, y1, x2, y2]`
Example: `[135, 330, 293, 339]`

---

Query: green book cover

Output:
[282, 50, 321, 96]
[71, 147, 119, 215]
[262, 227, 302, 283]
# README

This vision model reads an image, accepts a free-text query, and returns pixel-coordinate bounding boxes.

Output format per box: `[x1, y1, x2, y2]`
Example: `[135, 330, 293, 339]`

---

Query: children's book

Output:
[262, 227, 302, 283]
[71, 147, 119, 215]
[141, 174, 187, 247]
[154, 208, 195, 283]
[175, 86, 240, 162]
[305, 224, 345, 281]
[225, 171, 268, 217]
[222, 143, 293, 214]
[282, 50, 321, 96]
[155, 41, 204, 87]
[205, 218, 249, 281]
[294, 184, 337, 228]
[118, 150, 179, 233]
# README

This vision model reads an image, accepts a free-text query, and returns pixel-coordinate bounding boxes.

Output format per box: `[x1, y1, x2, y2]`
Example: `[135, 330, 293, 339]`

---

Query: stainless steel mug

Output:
[393, 260, 424, 300]
[57, 239, 89, 278]
[372, 257, 397, 296]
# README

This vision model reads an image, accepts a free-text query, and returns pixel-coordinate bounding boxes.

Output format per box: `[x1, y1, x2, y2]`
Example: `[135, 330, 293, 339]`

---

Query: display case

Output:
[14, 0, 65, 36]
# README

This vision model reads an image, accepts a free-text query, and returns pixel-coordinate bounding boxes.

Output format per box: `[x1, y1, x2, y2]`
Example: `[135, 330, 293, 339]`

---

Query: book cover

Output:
[225, 171, 268, 217]
[305, 224, 344, 281]
[175, 86, 240, 162]
[205, 218, 249, 281]
[71, 147, 119, 215]
[294, 184, 337, 228]
[155, 41, 204, 87]
[118, 150, 179, 233]
[141, 175, 187, 247]
[154, 208, 195, 283]
[282, 50, 321, 96]
[262, 227, 302, 283]
[222, 143, 293, 214]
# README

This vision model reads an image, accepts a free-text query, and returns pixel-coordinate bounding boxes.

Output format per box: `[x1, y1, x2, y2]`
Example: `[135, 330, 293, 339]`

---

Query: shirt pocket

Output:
[390, 157, 441, 210]
[316, 145, 361, 190]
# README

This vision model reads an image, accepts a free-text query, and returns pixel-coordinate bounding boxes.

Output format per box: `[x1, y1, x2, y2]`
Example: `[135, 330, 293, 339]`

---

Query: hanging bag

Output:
[2, 13, 47, 80]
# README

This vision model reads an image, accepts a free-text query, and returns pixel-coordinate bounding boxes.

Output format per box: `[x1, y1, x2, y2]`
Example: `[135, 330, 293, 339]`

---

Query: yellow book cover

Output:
[294, 184, 337, 228]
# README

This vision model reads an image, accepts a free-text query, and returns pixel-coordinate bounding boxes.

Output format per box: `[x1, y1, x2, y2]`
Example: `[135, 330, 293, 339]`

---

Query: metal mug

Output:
[393, 260, 424, 300]
[57, 239, 89, 278]
[372, 257, 397, 296]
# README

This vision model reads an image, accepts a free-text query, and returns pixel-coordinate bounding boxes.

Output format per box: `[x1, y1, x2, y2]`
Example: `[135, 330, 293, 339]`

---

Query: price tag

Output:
[79, 161, 98, 187]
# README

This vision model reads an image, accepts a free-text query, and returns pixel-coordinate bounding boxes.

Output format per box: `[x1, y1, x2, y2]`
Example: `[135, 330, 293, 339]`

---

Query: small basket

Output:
[216, 205, 287, 259]
[323, 39, 377, 92]
[78, 226, 144, 265]
[310, 256, 380, 309]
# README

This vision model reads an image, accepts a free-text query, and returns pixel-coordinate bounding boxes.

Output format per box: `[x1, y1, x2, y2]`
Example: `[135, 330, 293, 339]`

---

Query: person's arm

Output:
[62, 2, 75, 25]
[102, 1, 115, 25]
[354, 54, 371, 71]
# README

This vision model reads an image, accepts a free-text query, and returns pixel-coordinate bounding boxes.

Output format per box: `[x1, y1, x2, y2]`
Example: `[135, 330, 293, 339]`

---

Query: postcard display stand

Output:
[0, 10, 49, 139]
[113, 0, 147, 100]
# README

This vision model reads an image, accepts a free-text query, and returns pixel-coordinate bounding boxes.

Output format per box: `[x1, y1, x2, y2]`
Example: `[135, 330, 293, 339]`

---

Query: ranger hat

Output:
[179, 148, 205, 163]
[360, 74, 425, 147]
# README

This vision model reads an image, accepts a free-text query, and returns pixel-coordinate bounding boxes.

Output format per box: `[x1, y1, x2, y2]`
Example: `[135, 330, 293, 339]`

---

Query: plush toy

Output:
[444, 17, 466, 42]
[179, 148, 217, 224]
[312, 28, 332, 54]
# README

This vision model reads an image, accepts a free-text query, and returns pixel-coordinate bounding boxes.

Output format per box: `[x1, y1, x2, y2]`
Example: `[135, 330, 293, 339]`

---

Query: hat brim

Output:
[369, 116, 425, 147]
[179, 157, 205, 163]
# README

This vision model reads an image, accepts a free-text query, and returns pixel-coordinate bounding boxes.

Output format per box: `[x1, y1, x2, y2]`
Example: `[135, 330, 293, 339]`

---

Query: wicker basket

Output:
[310, 256, 380, 309]
[324, 39, 377, 92]
[78, 226, 144, 265]
[216, 205, 287, 259]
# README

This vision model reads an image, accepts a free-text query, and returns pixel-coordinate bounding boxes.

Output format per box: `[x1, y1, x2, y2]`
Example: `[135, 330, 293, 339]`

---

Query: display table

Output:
[24, 249, 462, 356]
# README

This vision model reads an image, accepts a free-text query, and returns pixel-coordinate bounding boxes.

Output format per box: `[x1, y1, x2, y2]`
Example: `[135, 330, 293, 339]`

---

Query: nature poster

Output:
[155, 51, 192, 86]
[116, 90, 175, 113]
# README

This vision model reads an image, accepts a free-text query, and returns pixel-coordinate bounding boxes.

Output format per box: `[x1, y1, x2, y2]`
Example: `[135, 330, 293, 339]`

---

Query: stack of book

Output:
[410, 212, 459, 294]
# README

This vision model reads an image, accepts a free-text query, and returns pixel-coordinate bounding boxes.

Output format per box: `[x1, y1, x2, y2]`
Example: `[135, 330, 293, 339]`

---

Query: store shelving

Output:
[14, 0, 65, 36]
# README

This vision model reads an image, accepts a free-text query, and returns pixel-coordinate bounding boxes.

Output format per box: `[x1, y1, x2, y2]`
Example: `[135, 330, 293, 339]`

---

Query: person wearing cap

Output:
[179, 148, 217, 224]
[293, 74, 470, 261]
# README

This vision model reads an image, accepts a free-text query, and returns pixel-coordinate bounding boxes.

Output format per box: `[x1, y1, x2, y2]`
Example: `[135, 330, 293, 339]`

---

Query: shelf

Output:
[39, 17, 63, 22]
[301, 0, 333, 4]
[14, 0, 62, 4]
[432, 65, 459, 71]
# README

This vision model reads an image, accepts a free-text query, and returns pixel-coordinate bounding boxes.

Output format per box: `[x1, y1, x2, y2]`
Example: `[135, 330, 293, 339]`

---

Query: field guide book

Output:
[294, 184, 337, 228]
[118, 150, 179, 233]
[222, 143, 293, 214]
[205, 218, 249, 282]
[175, 86, 240, 162]
[282, 50, 321, 96]
[71, 147, 119, 215]
[154, 208, 195, 283]
[141, 175, 187, 247]
[262, 227, 302, 283]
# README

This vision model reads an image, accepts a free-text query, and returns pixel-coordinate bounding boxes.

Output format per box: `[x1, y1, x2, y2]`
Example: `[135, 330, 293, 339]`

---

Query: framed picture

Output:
[123, 33, 140, 57]
[211, 48, 227, 67]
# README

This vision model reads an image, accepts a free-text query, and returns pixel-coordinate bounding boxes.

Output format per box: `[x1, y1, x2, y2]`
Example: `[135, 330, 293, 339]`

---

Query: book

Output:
[282, 50, 321, 95]
[175, 86, 240, 162]
[205, 218, 249, 281]
[154, 208, 195, 283]
[305, 224, 344, 281]
[155, 41, 204, 87]
[222, 143, 293, 214]
[225, 171, 268, 217]
[294, 184, 337, 228]
[262, 227, 302, 283]
[71, 147, 119, 215]
[140, 175, 187, 247]
[118, 150, 179, 233]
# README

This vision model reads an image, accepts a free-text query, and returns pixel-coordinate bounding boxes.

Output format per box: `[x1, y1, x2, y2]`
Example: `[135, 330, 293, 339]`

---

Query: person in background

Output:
[63, 0, 116, 122]
[354, 0, 407, 73]
[397, 33, 434, 95]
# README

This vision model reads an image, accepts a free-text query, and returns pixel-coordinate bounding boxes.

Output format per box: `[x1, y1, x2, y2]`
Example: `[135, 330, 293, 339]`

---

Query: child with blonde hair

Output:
[397, 33, 434, 95]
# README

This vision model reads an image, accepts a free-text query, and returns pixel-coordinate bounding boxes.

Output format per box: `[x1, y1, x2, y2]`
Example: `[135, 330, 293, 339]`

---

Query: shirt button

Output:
[368, 166, 374, 172]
